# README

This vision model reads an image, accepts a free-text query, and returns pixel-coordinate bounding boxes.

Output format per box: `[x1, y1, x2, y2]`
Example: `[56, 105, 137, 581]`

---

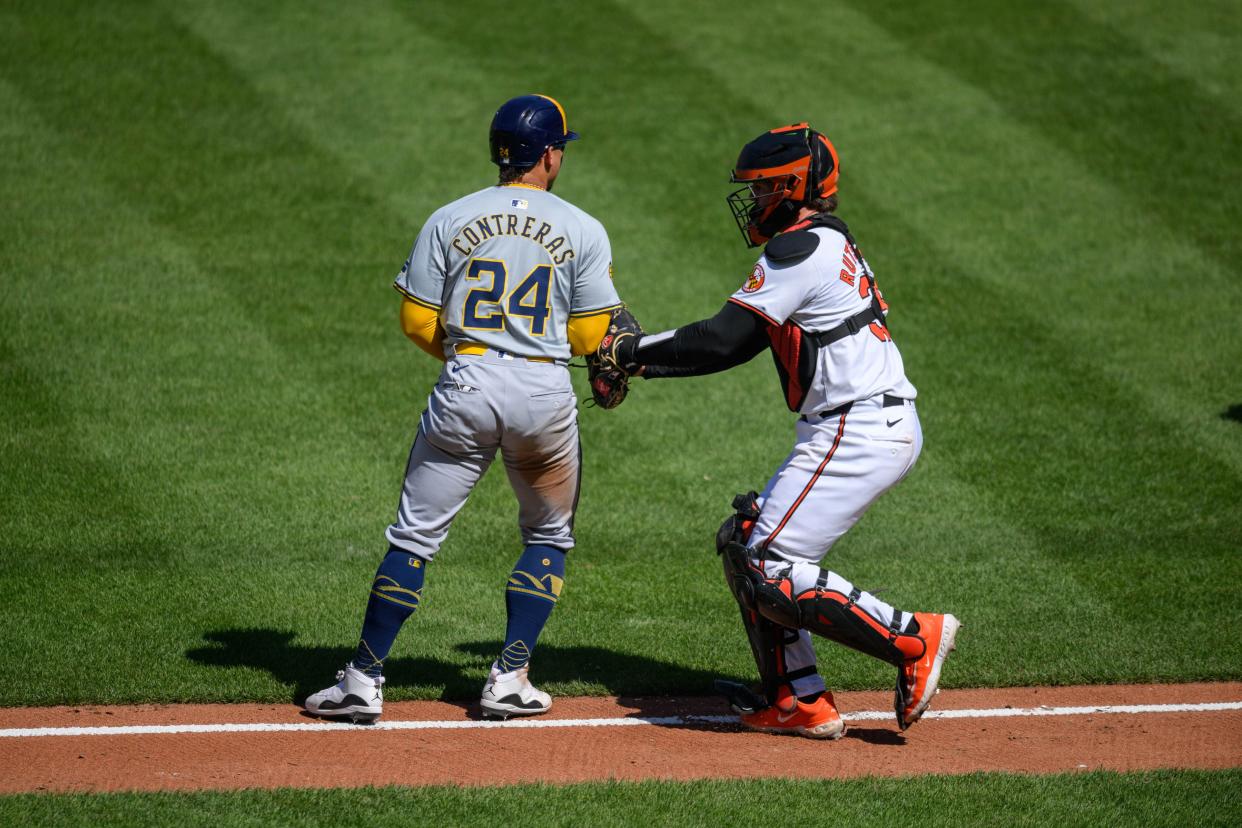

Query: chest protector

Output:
[762, 214, 888, 412]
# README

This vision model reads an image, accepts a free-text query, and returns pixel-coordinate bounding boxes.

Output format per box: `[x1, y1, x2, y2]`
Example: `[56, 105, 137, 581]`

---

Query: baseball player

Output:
[306, 94, 622, 722]
[604, 123, 959, 739]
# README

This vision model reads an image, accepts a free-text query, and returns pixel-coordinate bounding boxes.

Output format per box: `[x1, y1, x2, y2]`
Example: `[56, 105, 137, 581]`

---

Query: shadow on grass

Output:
[186, 628, 738, 711]
[1222, 404, 1242, 423]
[186, 629, 914, 741]
[185, 628, 470, 704]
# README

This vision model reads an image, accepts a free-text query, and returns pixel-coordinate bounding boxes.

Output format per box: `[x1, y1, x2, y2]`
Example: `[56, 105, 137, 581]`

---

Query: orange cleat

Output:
[741, 691, 845, 740]
[895, 612, 960, 730]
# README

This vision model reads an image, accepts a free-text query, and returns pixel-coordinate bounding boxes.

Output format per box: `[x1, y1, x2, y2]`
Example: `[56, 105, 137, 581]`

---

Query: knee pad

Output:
[715, 491, 760, 552]
[716, 491, 763, 611]
[752, 575, 802, 630]
[723, 576, 801, 708]
[715, 491, 799, 705]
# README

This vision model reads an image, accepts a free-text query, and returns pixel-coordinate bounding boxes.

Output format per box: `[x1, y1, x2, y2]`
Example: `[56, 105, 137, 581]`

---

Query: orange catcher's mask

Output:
[727, 123, 840, 248]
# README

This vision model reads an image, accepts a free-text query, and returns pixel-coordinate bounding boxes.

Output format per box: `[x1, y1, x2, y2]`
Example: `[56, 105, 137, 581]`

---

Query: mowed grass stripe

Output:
[0, 80, 258, 564]
[168, 1, 504, 225]
[0, 1, 432, 545]
[1071, 0, 1242, 107]
[0, 83, 272, 700]
[838, 0, 1242, 463]
[0, 77, 427, 704]
[852, 0, 1241, 269]
[0, 67, 388, 562]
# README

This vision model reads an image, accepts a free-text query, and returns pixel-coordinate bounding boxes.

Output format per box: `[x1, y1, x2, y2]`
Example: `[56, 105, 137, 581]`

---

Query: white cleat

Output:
[480, 661, 552, 720]
[304, 664, 384, 723]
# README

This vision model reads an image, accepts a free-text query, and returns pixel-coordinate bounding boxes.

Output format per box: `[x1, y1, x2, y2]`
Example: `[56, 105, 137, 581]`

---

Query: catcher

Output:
[591, 123, 959, 739]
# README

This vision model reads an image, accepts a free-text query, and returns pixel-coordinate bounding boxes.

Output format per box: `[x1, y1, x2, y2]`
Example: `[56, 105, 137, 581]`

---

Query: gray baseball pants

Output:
[385, 350, 580, 559]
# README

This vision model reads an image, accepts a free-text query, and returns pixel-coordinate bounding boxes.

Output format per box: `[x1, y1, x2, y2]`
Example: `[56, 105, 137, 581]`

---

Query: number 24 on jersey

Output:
[461, 258, 551, 335]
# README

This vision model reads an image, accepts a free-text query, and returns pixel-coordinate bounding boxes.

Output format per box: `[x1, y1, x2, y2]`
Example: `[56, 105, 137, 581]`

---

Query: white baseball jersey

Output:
[728, 225, 916, 414]
[394, 184, 621, 361]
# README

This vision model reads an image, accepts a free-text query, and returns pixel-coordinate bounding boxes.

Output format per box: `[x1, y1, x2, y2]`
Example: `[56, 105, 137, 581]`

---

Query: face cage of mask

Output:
[726, 173, 803, 248]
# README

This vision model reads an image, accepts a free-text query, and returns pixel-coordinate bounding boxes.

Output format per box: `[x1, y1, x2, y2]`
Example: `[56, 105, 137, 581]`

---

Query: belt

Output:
[799, 394, 908, 422]
[454, 342, 554, 364]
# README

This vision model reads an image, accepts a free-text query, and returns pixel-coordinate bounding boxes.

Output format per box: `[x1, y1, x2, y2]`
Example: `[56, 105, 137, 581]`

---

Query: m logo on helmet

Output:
[499, 146, 510, 161]
[742, 264, 765, 293]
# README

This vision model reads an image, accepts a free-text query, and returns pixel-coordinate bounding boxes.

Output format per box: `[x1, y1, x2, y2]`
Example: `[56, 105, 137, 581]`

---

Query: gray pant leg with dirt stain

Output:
[384, 352, 580, 559]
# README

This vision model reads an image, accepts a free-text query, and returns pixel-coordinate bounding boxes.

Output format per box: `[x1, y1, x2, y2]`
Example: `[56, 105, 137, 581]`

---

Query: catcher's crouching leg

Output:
[714, 493, 812, 712]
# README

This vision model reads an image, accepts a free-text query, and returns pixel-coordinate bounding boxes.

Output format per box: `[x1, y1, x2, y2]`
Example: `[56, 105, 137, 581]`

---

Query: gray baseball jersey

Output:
[394, 184, 621, 360]
[385, 183, 618, 559]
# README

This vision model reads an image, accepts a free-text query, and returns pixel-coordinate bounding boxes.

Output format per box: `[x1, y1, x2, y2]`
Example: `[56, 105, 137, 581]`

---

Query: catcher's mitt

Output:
[586, 305, 643, 409]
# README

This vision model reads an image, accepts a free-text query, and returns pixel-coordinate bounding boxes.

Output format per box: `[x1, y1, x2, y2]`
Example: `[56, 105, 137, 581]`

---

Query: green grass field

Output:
[2, 0, 1239, 822]
[3, 771, 1240, 828]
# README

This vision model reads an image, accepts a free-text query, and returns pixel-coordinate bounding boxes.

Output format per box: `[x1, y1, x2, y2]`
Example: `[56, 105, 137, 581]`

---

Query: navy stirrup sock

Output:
[499, 544, 566, 672]
[352, 547, 427, 678]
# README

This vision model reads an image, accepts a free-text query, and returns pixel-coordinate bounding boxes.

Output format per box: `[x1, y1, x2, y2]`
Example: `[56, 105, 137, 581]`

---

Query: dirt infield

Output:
[2, 683, 1239, 793]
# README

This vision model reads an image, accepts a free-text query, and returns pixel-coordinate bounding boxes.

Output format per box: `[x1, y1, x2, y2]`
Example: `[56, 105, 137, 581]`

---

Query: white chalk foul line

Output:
[1, 701, 1239, 739]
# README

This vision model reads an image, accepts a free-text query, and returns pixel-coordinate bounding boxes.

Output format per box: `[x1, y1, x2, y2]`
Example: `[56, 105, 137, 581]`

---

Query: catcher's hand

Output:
[586, 305, 643, 409]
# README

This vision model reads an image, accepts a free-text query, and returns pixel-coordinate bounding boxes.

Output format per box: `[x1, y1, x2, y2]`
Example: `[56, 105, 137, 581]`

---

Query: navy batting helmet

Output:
[489, 94, 579, 169]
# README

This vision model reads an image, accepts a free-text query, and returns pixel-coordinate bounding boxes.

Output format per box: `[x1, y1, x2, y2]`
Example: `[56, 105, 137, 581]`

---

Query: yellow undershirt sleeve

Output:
[400, 297, 446, 361]
[567, 312, 612, 356]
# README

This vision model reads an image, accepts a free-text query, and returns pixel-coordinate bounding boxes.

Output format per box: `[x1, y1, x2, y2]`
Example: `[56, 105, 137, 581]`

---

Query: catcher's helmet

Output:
[489, 94, 580, 169]
[727, 123, 840, 247]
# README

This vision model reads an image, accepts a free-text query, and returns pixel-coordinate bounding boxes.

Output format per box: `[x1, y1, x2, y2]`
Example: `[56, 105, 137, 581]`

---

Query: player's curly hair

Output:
[809, 194, 838, 214]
